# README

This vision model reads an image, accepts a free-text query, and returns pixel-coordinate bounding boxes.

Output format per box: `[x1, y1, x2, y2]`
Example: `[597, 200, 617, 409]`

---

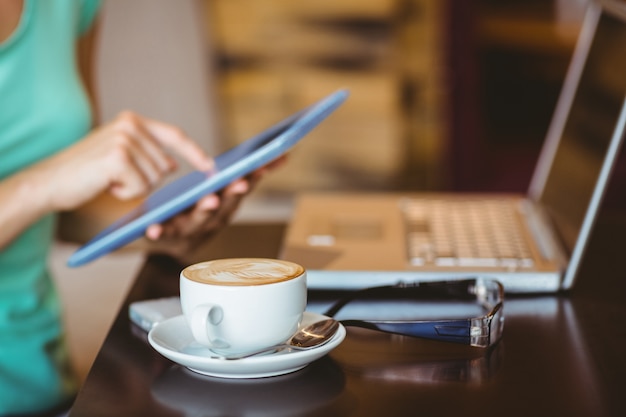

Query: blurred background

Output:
[204, 0, 586, 204]
[90, 0, 589, 223]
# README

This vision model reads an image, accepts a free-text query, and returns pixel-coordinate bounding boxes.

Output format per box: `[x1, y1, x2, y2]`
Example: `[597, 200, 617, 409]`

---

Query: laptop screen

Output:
[537, 4, 626, 254]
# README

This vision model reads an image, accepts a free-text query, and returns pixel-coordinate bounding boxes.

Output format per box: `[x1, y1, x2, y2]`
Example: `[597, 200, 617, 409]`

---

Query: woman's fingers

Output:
[114, 112, 178, 175]
[140, 114, 214, 172]
[145, 194, 220, 240]
[104, 112, 214, 200]
[145, 179, 250, 241]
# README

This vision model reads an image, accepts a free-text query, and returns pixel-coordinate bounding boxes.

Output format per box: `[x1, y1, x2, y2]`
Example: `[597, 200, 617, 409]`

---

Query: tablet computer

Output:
[67, 89, 349, 267]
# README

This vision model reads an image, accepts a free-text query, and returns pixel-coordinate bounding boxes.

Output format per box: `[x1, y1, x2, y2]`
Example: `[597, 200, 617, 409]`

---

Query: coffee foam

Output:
[182, 258, 304, 286]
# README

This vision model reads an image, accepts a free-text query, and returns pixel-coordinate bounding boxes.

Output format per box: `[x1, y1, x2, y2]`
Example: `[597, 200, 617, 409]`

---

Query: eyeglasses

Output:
[323, 278, 504, 348]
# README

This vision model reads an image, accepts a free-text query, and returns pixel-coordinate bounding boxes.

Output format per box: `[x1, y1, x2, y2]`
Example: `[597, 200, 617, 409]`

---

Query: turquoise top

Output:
[0, 0, 101, 413]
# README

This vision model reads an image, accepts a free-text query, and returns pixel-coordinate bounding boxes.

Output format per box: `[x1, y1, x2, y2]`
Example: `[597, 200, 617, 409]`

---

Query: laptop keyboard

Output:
[402, 199, 534, 269]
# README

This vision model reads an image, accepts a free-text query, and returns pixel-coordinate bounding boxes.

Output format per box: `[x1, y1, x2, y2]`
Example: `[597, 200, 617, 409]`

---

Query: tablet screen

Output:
[67, 89, 349, 267]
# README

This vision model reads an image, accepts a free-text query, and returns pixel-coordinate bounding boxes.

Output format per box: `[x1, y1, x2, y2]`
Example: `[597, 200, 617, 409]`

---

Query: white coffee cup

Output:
[179, 258, 307, 355]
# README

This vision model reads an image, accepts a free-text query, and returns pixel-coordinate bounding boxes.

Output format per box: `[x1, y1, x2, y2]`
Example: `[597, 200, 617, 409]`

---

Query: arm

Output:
[0, 112, 214, 250]
[0, 168, 55, 249]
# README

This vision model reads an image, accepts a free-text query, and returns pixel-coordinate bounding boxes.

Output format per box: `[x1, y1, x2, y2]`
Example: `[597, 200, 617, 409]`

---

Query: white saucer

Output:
[148, 311, 346, 378]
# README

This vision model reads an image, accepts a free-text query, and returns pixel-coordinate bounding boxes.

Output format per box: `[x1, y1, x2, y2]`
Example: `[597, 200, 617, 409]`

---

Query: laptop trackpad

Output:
[331, 217, 383, 240]
[284, 217, 384, 270]
[309, 216, 383, 242]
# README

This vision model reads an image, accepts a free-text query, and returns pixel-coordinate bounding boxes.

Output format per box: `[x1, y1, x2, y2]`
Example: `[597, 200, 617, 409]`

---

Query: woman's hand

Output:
[43, 111, 213, 211]
[0, 111, 212, 249]
[144, 156, 287, 248]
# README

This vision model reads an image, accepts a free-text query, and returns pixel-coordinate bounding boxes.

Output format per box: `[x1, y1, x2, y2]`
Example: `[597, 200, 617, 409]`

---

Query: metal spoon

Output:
[214, 318, 340, 360]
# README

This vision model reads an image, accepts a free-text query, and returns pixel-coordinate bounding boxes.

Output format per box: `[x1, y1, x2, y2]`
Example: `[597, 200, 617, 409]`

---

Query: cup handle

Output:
[189, 304, 225, 347]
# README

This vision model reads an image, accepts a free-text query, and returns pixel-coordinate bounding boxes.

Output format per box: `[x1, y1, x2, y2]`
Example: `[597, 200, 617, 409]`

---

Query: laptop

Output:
[281, 0, 626, 293]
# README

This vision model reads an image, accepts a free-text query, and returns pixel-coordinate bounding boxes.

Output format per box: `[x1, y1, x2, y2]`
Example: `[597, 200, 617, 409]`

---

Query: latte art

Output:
[183, 258, 304, 286]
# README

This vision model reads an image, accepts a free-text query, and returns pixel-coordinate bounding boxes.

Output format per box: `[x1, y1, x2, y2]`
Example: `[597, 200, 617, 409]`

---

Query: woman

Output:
[0, 1, 267, 414]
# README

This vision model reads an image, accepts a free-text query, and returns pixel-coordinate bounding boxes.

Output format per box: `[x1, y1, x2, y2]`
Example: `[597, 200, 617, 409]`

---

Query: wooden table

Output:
[68, 218, 626, 417]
